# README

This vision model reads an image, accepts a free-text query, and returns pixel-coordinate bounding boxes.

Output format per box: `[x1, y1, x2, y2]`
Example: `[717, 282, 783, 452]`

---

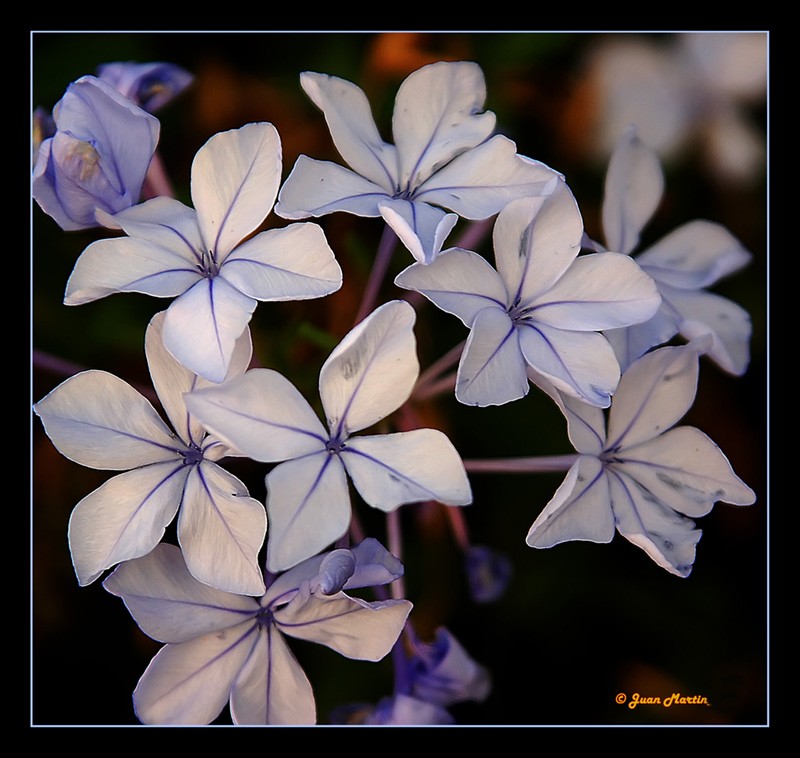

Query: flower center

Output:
[325, 436, 347, 455]
[196, 249, 220, 278]
[180, 444, 204, 467]
[507, 297, 534, 324]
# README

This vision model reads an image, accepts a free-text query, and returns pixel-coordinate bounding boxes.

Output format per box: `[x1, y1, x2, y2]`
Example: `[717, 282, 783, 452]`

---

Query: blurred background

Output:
[31, 31, 768, 726]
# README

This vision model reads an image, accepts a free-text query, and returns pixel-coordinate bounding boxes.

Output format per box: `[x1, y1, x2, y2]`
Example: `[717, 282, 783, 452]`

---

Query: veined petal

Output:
[68, 461, 188, 586]
[394, 248, 508, 327]
[320, 300, 419, 437]
[518, 324, 620, 408]
[230, 624, 316, 725]
[379, 198, 457, 264]
[455, 307, 528, 407]
[276, 589, 412, 661]
[393, 61, 495, 190]
[604, 307, 680, 374]
[162, 276, 256, 383]
[532, 377, 607, 455]
[299, 71, 397, 191]
[532, 253, 661, 330]
[636, 219, 752, 289]
[103, 543, 259, 643]
[191, 123, 282, 261]
[602, 125, 664, 255]
[275, 156, 390, 219]
[493, 185, 583, 306]
[34, 370, 178, 469]
[615, 426, 755, 518]
[265, 453, 351, 573]
[526, 456, 615, 547]
[178, 463, 267, 596]
[185, 369, 327, 462]
[416, 135, 561, 219]
[342, 429, 472, 511]
[221, 222, 342, 301]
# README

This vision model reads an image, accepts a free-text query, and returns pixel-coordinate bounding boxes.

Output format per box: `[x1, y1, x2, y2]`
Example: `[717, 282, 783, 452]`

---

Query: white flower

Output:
[64, 122, 343, 383]
[103, 540, 412, 725]
[526, 341, 756, 577]
[33, 311, 267, 595]
[395, 181, 661, 407]
[274, 61, 561, 264]
[185, 300, 472, 573]
[598, 125, 753, 375]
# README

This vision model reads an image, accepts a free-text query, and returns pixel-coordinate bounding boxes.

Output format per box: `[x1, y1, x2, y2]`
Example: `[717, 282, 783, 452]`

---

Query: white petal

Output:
[604, 306, 680, 374]
[518, 324, 620, 407]
[636, 219, 752, 289]
[162, 276, 256, 383]
[394, 248, 508, 327]
[416, 135, 561, 219]
[102, 543, 259, 643]
[265, 453, 351, 573]
[455, 307, 528, 407]
[68, 461, 187, 586]
[606, 343, 702, 450]
[133, 622, 258, 724]
[379, 198, 457, 264]
[299, 71, 397, 191]
[221, 222, 342, 300]
[526, 456, 615, 547]
[184, 369, 327, 462]
[191, 123, 282, 261]
[392, 61, 495, 190]
[602, 125, 664, 254]
[34, 370, 177, 469]
[230, 625, 316, 725]
[343, 429, 472, 511]
[533, 253, 661, 330]
[320, 300, 419, 436]
[178, 463, 267, 596]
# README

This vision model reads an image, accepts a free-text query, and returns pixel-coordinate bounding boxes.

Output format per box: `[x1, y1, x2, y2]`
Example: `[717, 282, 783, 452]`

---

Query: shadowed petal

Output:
[604, 307, 680, 373]
[379, 198, 457, 264]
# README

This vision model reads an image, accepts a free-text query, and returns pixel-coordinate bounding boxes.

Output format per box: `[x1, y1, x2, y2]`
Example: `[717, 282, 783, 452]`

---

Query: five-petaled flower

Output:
[103, 539, 412, 725]
[185, 299, 472, 573]
[64, 122, 343, 383]
[275, 60, 561, 264]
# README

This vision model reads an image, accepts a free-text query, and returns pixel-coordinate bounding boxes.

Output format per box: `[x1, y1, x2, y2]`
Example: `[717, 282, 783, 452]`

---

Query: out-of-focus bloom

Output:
[32, 75, 160, 231]
[31, 106, 55, 168]
[96, 60, 193, 112]
[396, 182, 661, 407]
[464, 544, 513, 603]
[596, 125, 752, 375]
[275, 60, 560, 264]
[103, 539, 412, 725]
[526, 341, 756, 577]
[185, 300, 472, 573]
[33, 311, 267, 596]
[64, 122, 342, 383]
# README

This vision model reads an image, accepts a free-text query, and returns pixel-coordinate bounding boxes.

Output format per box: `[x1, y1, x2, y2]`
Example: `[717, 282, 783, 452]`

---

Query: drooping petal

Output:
[184, 369, 328, 462]
[102, 543, 259, 643]
[378, 198, 458, 264]
[191, 123, 282, 262]
[34, 370, 178, 469]
[68, 461, 188, 586]
[162, 276, 257, 383]
[265, 453, 351, 573]
[342, 429, 472, 511]
[602, 125, 664, 255]
[299, 71, 397, 191]
[230, 624, 316, 725]
[415, 135, 561, 220]
[455, 307, 528, 406]
[178, 463, 267, 596]
[394, 248, 508, 327]
[517, 324, 620, 408]
[392, 60, 495, 191]
[220, 222, 342, 301]
[526, 456, 615, 548]
[603, 307, 681, 374]
[320, 300, 419, 437]
[532, 253, 661, 330]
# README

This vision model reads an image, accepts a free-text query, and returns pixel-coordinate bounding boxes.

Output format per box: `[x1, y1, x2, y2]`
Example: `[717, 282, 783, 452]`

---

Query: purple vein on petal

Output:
[193, 463, 252, 559]
[341, 447, 441, 500]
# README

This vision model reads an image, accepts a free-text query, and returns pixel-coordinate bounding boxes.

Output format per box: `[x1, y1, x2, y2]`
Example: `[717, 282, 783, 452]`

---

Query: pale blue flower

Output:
[96, 60, 193, 112]
[464, 545, 513, 603]
[275, 61, 561, 264]
[103, 539, 412, 725]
